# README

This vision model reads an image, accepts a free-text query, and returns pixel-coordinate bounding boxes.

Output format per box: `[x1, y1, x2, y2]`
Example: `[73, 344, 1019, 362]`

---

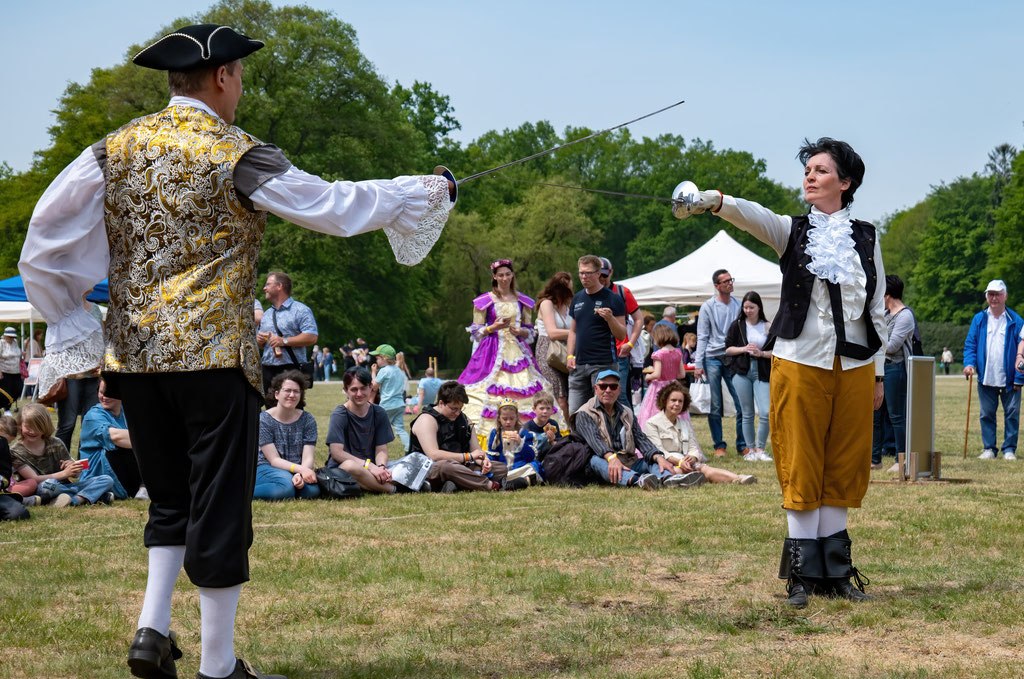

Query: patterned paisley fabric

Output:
[102, 105, 266, 394]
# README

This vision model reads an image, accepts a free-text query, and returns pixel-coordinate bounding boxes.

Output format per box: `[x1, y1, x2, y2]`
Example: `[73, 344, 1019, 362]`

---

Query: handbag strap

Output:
[271, 307, 303, 367]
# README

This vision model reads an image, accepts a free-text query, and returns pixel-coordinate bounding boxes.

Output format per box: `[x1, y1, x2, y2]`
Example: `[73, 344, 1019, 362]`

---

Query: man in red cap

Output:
[21, 23, 455, 679]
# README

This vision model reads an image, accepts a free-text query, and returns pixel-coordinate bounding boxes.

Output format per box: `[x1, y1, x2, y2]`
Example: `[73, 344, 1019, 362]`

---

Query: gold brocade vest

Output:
[102, 105, 266, 394]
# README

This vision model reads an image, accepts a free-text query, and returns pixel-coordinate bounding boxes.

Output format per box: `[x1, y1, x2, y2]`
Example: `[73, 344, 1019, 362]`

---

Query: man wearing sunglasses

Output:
[694, 269, 747, 457]
[571, 370, 704, 489]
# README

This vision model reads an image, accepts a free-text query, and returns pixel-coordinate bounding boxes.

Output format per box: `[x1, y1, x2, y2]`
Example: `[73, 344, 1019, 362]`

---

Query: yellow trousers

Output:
[770, 356, 873, 510]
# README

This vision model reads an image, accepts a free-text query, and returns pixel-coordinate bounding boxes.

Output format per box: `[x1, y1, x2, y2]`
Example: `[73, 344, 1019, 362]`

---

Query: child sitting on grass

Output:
[487, 400, 543, 484]
[522, 391, 564, 460]
[10, 403, 115, 507]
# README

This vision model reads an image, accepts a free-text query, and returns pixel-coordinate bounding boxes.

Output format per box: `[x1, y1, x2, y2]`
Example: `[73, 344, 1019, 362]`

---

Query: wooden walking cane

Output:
[962, 373, 973, 459]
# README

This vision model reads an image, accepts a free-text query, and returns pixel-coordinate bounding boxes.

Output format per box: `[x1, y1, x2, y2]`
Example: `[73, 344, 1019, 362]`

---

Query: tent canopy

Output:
[617, 230, 783, 317]
[0, 275, 108, 303]
[0, 301, 47, 324]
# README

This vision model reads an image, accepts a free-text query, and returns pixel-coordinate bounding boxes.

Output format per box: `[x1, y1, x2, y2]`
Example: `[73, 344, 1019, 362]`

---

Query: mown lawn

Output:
[1, 376, 1021, 678]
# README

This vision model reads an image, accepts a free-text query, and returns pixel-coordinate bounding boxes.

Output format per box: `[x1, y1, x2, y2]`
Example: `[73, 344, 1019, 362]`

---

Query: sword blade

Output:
[518, 180, 675, 204]
[459, 99, 686, 185]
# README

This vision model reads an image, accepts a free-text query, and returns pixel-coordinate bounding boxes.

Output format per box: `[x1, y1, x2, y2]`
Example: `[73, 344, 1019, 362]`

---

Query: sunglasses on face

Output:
[595, 383, 620, 391]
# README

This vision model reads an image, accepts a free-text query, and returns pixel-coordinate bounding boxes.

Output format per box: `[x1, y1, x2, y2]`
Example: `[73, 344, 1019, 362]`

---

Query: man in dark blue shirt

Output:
[566, 255, 627, 414]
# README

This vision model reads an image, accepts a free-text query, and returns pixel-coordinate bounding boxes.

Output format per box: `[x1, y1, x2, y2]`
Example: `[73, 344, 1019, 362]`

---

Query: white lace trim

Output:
[805, 207, 859, 286]
[44, 306, 103, 354]
[383, 175, 452, 266]
[36, 330, 104, 396]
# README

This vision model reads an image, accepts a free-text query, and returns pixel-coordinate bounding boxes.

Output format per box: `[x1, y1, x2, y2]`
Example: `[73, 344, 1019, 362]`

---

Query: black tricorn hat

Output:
[133, 24, 264, 71]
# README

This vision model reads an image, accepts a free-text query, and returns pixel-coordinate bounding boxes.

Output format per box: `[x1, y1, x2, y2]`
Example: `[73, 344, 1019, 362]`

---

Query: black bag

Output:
[541, 435, 595, 487]
[314, 466, 364, 499]
[899, 308, 926, 357]
[271, 308, 315, 389]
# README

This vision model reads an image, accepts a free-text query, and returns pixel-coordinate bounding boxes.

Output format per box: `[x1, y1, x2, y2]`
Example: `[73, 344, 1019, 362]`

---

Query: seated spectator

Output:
[0, 416, 30, 520]
[253, 371, 320, 501]
[79, 379, 147, 500]
[415, 367, 444, 414]
[11, 403, 114, 507]
[409, 381, 528, 492]
[327, 367, 402, 494]
[0, 415, 38, 505]
[571, 370, 702, 490]
[522, 391, 565, 459]
[642, 381, 757, 485]
[486, 400, 543, 484]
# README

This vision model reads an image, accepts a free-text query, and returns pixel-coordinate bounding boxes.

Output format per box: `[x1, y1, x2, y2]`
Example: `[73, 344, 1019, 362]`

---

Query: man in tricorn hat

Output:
[20, 24, 455, 679]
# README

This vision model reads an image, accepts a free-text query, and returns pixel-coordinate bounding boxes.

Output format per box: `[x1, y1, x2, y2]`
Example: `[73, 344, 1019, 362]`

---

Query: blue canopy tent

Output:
[0, 275, 109, 303]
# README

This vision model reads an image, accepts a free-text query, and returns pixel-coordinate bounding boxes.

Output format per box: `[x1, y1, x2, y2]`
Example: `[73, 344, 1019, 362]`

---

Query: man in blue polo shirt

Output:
[257, 271, 318, 394]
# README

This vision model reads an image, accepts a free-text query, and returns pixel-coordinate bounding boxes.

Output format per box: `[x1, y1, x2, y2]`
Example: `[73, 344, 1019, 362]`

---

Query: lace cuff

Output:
[37, 329, 104, 396]
[44, 306, 103, 354]
[468, 323, 489, 343]
[383, 175, 453, 266]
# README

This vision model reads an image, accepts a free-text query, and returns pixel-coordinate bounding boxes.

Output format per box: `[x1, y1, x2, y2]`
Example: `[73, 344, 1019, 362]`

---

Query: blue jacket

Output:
[963, 307, 1024, 389]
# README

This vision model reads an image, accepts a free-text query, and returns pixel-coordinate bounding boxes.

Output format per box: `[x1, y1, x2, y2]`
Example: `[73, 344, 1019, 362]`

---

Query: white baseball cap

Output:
[986, 279, 1007, 294]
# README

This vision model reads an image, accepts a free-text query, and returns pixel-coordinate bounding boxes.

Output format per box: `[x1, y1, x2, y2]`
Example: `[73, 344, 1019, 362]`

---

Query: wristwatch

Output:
[283, 337, 289, 346]
[874, 376, 884, 383]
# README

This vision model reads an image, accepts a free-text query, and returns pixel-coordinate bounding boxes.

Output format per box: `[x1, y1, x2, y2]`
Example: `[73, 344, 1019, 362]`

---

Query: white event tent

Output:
[617, 230, 783, 317]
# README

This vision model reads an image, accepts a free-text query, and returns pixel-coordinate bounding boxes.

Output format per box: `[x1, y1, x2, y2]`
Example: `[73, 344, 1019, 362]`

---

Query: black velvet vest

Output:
[769, 215, 881, 360]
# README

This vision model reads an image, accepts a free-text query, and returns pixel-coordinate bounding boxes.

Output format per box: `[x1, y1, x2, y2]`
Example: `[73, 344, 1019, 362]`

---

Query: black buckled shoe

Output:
[196, 658, 286, 679]
[128, 627, 183, 679]
[778, 537, 824, 609]
[820, 530, 871, 602]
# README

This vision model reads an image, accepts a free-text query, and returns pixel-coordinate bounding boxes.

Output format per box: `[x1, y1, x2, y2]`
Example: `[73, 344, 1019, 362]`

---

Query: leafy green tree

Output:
[985, 150, 1024, 300]
[879, 199, 935, 297]
[910, 174, 997, 323]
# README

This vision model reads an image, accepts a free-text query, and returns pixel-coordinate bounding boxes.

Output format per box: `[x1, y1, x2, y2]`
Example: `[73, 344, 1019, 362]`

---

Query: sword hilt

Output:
[434, 165, 458, 206]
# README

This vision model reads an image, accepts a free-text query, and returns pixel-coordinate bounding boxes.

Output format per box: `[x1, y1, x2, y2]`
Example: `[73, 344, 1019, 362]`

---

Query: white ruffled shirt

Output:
[715, 196, 886, 374]
[20, 96, 453, 393]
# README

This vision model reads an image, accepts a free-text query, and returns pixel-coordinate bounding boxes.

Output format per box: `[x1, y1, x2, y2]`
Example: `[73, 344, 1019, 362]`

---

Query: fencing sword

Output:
[433, 98, 688, 205]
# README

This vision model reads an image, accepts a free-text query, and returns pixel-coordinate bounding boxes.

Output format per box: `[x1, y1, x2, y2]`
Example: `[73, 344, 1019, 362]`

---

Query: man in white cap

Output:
[20, 23, 455, 679]
[962, 279, 1024, 460]
[654, 306, 680, 338]
[0, 327, 23, 411]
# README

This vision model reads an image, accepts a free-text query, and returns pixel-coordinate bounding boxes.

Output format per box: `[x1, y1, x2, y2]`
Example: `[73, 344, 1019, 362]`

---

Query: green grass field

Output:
[2, 376, 1022, 679]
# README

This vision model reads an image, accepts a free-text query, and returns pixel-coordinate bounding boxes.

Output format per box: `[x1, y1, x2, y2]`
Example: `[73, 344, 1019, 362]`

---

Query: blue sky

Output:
[2, 1, 1021, 226]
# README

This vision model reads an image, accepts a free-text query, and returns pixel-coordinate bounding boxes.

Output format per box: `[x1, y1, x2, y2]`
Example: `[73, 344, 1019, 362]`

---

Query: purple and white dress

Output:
[458, 292, 551, 438]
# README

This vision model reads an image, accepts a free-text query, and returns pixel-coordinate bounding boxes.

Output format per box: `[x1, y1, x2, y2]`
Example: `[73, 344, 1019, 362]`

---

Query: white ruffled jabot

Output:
[805, 206, 859, 285]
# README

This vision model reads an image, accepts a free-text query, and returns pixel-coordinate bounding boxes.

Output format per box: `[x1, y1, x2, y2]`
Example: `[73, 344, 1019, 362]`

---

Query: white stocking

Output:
[817, 505, 848, 537]
[198, 584, 242, 678]
[785, 508, 819, 539]
[136, 546, 185, 635]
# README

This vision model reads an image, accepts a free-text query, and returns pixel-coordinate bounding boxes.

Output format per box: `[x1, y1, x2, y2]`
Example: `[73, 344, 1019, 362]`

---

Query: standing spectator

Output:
[458, 259, 549, 437]
[55, 298, 104, 451]
[724, 291, 774, 461]
[23, 329, 44, 359]
[79, 379, 146, 500]
[342, 343, 356, 371]
[566, 255, 628, 414]
[312, 345, 324, 382]
[322, 346, 334, 382]
[11, 403, 114, 507]
[655, 306, 681, 339]
[871, 275, 917, 469]
[964, 279, 1024, 460]
[20, 22, 454, 679]
[371, 344, 409, 450]
[940, 347, 954, 376]
[0, 328, 23, 411]
[630, 313, 655, 404]
[415, 368, 444, 413]
[253, 371, 319, 500]
[253, 298, 264, 326]
[535, 272, 574, 419]
[396, 351, 413, 380]
[600, 257, 644, 410]
[694, 270, 746, 457]
[355, 338, 371, 367]
[257, 271, 318, 392]
[637, 324, 684, 428]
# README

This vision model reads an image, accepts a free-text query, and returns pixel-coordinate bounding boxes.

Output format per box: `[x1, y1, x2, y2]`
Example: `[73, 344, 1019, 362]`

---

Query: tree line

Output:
[3, 0, 1016, 369]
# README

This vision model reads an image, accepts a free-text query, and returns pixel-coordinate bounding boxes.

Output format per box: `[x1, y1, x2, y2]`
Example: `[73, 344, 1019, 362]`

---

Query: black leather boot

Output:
[820, 530, 871, 602]
[778, 537, 823, 608]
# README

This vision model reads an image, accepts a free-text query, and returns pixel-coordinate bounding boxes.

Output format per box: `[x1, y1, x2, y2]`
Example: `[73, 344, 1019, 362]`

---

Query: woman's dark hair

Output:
[343, 366, 372, 389]
[437, 380, 468, 405]
[741, 291, 768, 323]
[656, 380, 690, 412]
[797, 137, 865, 208]
[266, 370, 307, 409]
[885, 274, 904, 300]
[538, 272, 573, 307]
